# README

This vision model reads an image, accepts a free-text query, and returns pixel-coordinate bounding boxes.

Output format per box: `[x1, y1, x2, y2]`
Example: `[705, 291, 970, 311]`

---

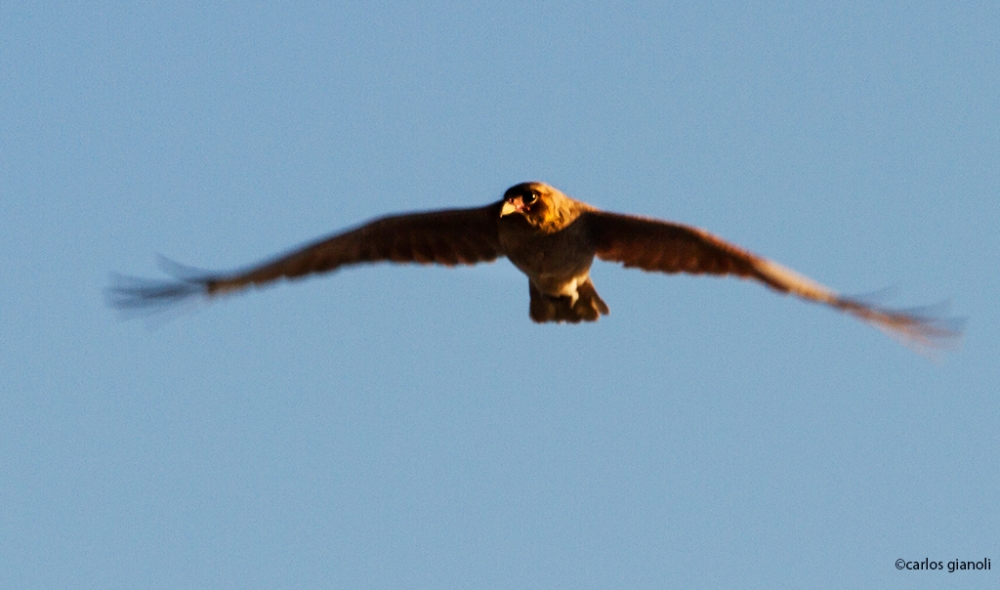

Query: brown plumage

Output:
[108, 181, 961, 351]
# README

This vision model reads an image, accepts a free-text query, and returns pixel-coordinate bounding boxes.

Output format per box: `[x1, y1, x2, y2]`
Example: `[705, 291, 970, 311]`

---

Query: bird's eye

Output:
[523, 191, 538, 205]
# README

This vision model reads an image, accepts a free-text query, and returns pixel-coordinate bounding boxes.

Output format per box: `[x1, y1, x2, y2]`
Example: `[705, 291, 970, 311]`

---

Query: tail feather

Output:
[529, 279, 610, 323]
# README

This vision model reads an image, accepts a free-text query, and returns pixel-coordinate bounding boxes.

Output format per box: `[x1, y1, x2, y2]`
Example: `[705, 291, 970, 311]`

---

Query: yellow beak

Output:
[500, 200, 519, 217]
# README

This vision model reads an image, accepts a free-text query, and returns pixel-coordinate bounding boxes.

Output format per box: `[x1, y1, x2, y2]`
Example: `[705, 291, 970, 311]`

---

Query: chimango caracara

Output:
[109, 181, 959, 350]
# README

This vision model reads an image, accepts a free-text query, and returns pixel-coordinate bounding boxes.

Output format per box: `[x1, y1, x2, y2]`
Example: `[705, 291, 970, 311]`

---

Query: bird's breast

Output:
[499, 217, 595, 287]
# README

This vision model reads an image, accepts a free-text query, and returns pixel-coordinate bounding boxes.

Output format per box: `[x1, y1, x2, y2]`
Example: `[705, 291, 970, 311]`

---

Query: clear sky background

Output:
[2, 2, 998, 589]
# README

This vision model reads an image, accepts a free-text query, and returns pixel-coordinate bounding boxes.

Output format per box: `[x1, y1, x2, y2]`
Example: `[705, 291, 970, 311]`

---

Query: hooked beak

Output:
[500, 198, 523, 217]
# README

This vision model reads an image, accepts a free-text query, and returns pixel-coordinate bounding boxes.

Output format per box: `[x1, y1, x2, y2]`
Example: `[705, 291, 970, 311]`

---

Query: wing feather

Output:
[586, 211, 961, 352]
[108, 203, 504, 311]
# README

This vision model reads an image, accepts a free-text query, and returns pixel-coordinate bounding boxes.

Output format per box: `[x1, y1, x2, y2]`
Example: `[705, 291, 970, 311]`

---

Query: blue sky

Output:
[2, 2, 998, 588]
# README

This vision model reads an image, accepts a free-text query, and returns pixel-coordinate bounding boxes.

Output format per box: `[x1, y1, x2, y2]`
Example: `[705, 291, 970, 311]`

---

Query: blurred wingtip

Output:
[105, 266, 210, 318]
[836, 296, 965, 360]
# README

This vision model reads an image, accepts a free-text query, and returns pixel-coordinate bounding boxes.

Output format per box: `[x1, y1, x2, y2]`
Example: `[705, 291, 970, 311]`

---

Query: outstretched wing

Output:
[109, 203, 504, 311]
[585, 211, 961, 351]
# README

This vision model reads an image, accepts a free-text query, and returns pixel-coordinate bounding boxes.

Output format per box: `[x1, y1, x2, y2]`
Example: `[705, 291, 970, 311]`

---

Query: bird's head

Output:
[500, 182, 579, 231]
[501, 182, 547, 217]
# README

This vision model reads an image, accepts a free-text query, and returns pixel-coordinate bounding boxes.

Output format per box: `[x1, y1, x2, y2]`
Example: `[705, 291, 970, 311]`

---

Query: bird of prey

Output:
[109, 181, 959, 350]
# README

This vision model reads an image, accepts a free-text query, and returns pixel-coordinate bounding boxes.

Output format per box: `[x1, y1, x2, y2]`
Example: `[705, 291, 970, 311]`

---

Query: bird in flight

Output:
[109, 181, 959, 351]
